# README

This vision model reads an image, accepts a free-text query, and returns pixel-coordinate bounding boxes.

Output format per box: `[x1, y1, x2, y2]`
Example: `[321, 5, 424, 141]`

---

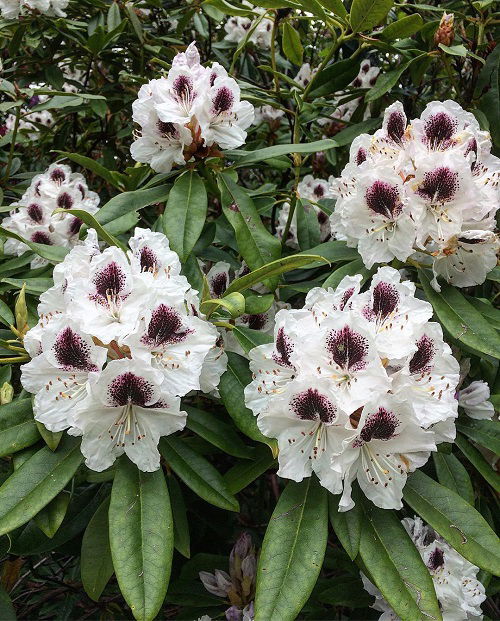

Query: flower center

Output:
[141, 304, 193, 347]
[53, 326, 98, 372]
[107, 372, 154, 407]
[365, 181, 402, 219]
[359, 407, 399, 443]
[326, 325, 368, 372]
[272, 327, 294, 368]
[409, 334, 435, 375]
[291, 388, 337, 423]
[417, 167, 459, 203]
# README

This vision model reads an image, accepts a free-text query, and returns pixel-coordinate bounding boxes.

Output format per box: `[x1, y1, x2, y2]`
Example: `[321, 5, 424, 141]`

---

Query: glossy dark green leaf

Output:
[308, 58, 359, 97]
[281, 22, 303, 66]
[350, 0, 393, 32]
[55, 208, 125, 251]
[54, 152, 124, 189]
[224, 445, 277, 494]
[358, 499, 442, 621]
[219, 352, 277, 451]
[379, 14, 423, 40]
[0, 226, 68, 262]
[254, 478, 328, 621]
[109, 458, 173, 621]
[365, 55, 426, 102]
[163, 171, 207, 262]
[226, 139, 338, 167]
[159, 436, 239, 511]
[166, 474, 190, 559]
[231, 325, 274, 355]
[0, 398, 40, 458]
[328, 492, 362, 560]
[322, 258, 371, 290]
[455, 434, 500, 494]
[419, 269, 500, 359]
[1, 278, 53, 295]
[81, 496, 114, 602]
[185, 405, 252, 458]
[433, 452, 474, 505]
[404, 470, 500, 575]
[0, 435, 83, 536]
[97, 185, 170, 226]
[33, 490, 71, 538]
[456, 418, 500, 454]
[296, 199, 320, 251]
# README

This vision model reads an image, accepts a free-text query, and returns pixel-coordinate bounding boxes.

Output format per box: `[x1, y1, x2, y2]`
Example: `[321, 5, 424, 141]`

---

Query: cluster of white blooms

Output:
[362, 516, 486, 620]
[223, 3, 273, 50]
[0, 0, 68, 19]
[2, 163, 99, 267]
[5, 100, 54, 140]
[331, 100, 500, 289]
[278, 175, 334, 248]
[244, 266, 459, 510]
[20, 228, 226, 472]
[204, 260, 289, 357]
[253, 105, 284, 127]
[130, 42, 254, 173]
[294, 63, 315, 89]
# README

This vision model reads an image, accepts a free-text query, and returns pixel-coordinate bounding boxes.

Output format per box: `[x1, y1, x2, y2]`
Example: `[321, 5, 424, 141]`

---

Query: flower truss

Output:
[244, 266, 459, 510]
[330, 100, 500, 289]
[2, 163, 99, 267]
[277, 174, 334, 248]
[223, 3, 273, 50]
[0, 0, 68, 19]
[20, 228, 226, 472]
[362, 516, 486, 620]
[5, 98, 54, 140]
[130, 42, 254, 173]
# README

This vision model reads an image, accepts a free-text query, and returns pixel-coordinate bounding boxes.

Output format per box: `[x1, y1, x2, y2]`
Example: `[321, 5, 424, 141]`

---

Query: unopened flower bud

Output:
[15, 284, 28, 337]
[0, 382, 14, 405]
[435, 13, 455, 47]
[199, 569, 232, 598]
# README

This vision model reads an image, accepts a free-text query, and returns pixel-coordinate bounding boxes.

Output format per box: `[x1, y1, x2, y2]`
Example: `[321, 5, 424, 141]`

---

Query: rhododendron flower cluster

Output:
[5, 99, 54, 139]
[0, 0, 68, 19]
[223, 3, 273, 50]
[20, 228, 226, 472]
[130, 42, 254, 173]
[330, 100, 500, 289]
[2, 163, 99, 267]
[278, 174, 334, 247]
[244, 266, 459, 510]
[362, 516, 486, 620]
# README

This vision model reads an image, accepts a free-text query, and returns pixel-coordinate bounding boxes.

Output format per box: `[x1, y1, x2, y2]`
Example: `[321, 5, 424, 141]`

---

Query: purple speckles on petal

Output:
[31, 231, 52, 245]
[291, 388, 337, 423]
[50, 168, 66, 184]
[339, 287, 355, 311]
[313, 184, 325, 198]
[424, 112, 457, 149]
[173, 74, 193, 100]
[93, 261, 126, 297]
[68, 217, 83, 235]
[212, 86, 234, 114]
[416, 167, 459, 203]
[386, 110, 406, 144]
[210, 272, 228, 298]
[27, 203, 44, 223]
[409, 334, 435, 375]
[157, 121, 178, 139]
[53, 326, 98, 372]
[427, 547, 445, 571]
[141, 304, 192, 348]
[243, 313, 267, 331]
[273, 327, 294, 368]
[371, 281, 399, 319]
[57, 192, 73, 209]
[358, 407, 399, 443]
[356, 147, 367, 166]
[365, 180, 402, 219]
[139, 246, 158, 272]
[108, 372, 154, 407]
[327, 325, 368, 372]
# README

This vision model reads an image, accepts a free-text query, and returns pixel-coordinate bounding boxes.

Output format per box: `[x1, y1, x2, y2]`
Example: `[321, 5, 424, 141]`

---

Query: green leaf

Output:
[380, 14, 423, 40]
[404, 470, 500, 575]
[328, 492, 362, 560]
[0, 435, 83, 536]
[254, 477, 328, 621]
[322, 258, 372, 290]
[316, 0, 347, 17]
[224, 255, 327, 296]
[296, 240, 359, 266]
[33, 490, 71, 538]
[330, 118, 381, 146]
[419, 269, 500, 359]
[200, 292, 246, 318]
[218, 173, 281, 275]
[0, 399, 40, 458]
[1, 278, 53, 295]
[55, 208, 125, 251]
[308, 58, 359, 98]
[226, 139, 338, 167]
[125, 2, 144, 42]
[163, 171, 207, 262]
[159, 436, 239, 512]
[244, 293, 274, 315]
[358, 499, 442, 621]
[296, 199, 320, 251]
[231, 325, 274, 354]
[439, 43, 467, 57]
[109, 458, 173, 621]
[97, 185, 170, 226]
[54, 152, 125, 190]
[166, 475, 190, 559]
[365, 55, 426, 102]
[455, 434, 500, 494]
[350, 0, 394, 32]
[35, 421, 63, 451]
[0, 226, 69, 262]
[107, 2, 122, 31]
[224, 444, 277, 494]
[0, 586, 15, 621]
[219, 352, 277, 452]
[281, 22, 303, 66]
[433, 452, 475, 505]
[185, 405, 253, 459]
[81, 497, 114, 602]
[456, 418, 500, 454]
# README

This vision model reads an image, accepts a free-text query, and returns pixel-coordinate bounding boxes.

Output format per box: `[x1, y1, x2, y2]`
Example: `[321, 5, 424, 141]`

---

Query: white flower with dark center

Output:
[206, 261, 231, 298]
[2, 163, 99, 267]
[71, 358, 186, 472]
[223, 4, 273, 49]
[294, 63, 314, 88]
[458, 381, 495, 420]
[333, 394, 436, 510]
[245, 266, 458, 509]
[363, 516, 486, 620]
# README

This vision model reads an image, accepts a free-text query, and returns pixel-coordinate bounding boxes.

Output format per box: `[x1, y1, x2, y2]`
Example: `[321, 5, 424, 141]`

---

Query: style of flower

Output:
[244, 266, 459, 509]
[2, 163, 100, 268]
[20, 228, 227, 472]
[362, 516, 486, 621]
[330, 100, 500, 288]
[130, 42, 254, 172]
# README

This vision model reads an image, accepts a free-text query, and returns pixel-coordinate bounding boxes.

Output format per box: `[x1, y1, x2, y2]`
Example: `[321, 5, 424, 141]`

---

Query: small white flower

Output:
[458, 380, 495, 420]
